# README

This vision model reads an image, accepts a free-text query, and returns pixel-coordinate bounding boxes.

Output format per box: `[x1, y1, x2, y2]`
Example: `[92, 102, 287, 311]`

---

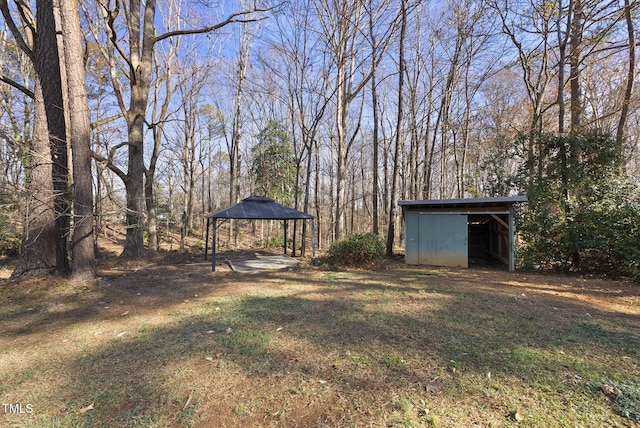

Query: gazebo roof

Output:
[208, 196, 313, 220]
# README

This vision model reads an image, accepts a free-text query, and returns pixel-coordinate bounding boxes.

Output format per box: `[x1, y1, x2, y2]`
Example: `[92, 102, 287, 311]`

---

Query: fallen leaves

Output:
[514, 410, 524, 421]
[78, 403, 94, 414]
[182, 394, 192, 411]
[601, 384, 623, 397]
[509, 409, 524, 422]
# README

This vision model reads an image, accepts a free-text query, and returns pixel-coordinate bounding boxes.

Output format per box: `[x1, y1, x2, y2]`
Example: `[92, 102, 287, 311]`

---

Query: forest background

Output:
[0, 0, 639, 280]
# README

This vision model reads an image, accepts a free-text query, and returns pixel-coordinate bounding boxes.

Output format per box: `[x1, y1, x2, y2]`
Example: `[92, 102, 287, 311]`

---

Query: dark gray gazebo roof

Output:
[208, 196, 313, 220]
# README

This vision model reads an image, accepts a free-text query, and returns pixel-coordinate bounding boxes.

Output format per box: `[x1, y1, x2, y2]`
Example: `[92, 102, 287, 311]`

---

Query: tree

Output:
[95, 0, 272, 257]
[250, 120, 296, 205]
[10, 81, 58, 276]
[615, 0, 635, 148]
[518, 130, 640, 278]
[313, 0, 398, 240]
[60, 0, 96, 280]
[386, 0, 406, 256]
[1, 0, 70, 275]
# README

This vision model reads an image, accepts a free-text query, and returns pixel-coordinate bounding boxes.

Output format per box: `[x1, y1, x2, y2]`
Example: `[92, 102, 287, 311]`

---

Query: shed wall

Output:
[405, 211, 468, 268]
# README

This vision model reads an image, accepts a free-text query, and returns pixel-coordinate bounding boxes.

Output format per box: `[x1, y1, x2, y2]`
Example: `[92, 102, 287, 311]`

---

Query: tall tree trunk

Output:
[12, 81, 57, 277]
[119, 0, 156, 258]
[557, 0, 569, 135]
[569, 0, 583, 133]
[229, 27, 251, 247]
[616, 0, 635, 150]
[369, 0, 379, 235]
[386, 0, 406, 256]
[334, 61, 348, 240]
[36, 0, 70, 273]
[60, 0, 96, 279]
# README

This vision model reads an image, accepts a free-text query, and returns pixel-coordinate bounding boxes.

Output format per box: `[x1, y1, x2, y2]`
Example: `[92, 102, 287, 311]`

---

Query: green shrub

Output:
[589, 380, 640, 423]
[327, 233, 385, 266]
[515, 131, 640, 280]
[260, 235, 293, 249]
[0, 219, 20, 256]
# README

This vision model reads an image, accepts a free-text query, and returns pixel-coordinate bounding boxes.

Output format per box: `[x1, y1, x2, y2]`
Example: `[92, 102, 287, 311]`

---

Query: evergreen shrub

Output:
[327, 233, 385, 266]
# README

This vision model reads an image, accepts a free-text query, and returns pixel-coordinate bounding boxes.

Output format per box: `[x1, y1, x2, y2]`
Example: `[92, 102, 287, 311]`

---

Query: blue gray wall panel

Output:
[405, 212, 468, 268]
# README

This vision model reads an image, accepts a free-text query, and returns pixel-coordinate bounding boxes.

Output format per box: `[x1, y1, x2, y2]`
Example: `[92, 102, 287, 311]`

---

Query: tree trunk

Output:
[36, 0, 70, 273]
[12, 81, 57, 277]
[386, 0, 406, 256]
[119, 0, 156, 258]
[370, 4, 379, 236]
[569, 0, 583, 133]
[60, 0, 96, 280]
[616, 0, 635, 149]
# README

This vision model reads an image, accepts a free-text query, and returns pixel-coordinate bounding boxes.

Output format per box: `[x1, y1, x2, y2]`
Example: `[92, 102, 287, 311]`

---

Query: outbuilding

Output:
[399, 196, 528, 271]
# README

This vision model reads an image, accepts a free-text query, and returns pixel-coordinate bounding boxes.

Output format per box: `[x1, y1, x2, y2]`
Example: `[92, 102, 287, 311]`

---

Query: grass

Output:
[0, 259, 639, 427]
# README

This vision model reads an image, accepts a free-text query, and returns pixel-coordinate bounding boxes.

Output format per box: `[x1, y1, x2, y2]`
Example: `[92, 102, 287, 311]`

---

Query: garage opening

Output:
[468, 214, 510, 268]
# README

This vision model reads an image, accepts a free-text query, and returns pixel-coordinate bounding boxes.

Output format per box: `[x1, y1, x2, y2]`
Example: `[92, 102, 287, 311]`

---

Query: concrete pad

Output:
[228, 256, 299, 273]
[186, 255, 300, 274]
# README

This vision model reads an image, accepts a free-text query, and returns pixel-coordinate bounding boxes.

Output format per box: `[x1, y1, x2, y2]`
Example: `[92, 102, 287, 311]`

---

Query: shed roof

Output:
[208, 196, 314, 220]
[398, 196, 528, 210]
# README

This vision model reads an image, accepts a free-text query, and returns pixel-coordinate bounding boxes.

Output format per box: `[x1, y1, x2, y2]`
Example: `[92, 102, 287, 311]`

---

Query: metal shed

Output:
[204, 196, 315, 272]
[399, 196, 528, 271]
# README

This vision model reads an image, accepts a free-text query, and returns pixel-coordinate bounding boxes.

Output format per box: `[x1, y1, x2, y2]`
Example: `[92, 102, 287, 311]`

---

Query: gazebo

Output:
[204, 196, 315, 272]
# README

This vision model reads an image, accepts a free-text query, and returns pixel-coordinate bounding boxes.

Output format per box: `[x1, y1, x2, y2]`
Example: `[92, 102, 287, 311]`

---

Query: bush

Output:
[327, 233, 385, 267]
[0, 226, 20, 257]
[516, 131, 640, 279]
[260, 235, 292, 249]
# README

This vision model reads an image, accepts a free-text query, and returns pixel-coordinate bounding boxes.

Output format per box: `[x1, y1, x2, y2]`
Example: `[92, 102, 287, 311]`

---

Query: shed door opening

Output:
[418, 213, 468, 267]
[468, 214, 510, 268]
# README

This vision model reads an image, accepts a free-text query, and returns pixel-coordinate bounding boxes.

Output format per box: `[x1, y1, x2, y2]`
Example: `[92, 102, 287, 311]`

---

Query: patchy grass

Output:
[1, 255, 639, 427]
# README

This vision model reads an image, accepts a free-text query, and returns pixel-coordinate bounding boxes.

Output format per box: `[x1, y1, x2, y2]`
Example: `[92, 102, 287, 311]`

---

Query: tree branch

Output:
[92, 140, 130, 182]
[154, 6, 276, 44]
[0, 0, 34, 60]
[90, 112, 124, 129]
[0, 75, 34, 98]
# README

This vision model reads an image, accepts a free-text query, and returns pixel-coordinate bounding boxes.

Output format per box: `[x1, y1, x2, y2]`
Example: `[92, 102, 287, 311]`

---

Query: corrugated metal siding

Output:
[404, 211, 468, 267]
[404, 211, 420, 264]
[418, 214, 468, 267]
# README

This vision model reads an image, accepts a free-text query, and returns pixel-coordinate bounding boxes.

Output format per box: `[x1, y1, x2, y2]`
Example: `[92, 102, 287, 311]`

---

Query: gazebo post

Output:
[211, 219, 217, 272]
[283, 220, 288, 255]
[311, 218, 316, 261]
[204, 217, 210, 261]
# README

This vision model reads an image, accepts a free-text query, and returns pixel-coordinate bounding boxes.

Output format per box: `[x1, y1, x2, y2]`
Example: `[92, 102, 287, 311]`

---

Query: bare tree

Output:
[1, 0, 70, 275]
[386, 0, 406, 256]
[59, 0, 96, 280]
[313, 0, 398, 240]
[615, 0, 635, 148]
[94, 0, 273, 257]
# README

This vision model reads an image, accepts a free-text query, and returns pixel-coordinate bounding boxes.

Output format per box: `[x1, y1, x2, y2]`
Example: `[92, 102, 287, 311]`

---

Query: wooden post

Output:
[292, 219, 296, 257]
